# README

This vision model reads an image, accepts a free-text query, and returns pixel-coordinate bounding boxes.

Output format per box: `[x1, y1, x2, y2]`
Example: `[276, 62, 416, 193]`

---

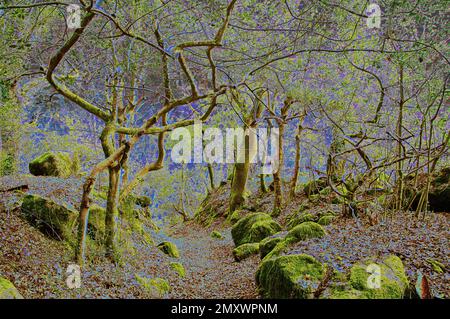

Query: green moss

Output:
[0, 277, 23, 299]
[231, 213, 281, 246]
[210, 230, 224, 240]
[233, 243, 260, 262]
[317, 215, 335, 226]
[256, 254, 325, 299]
[169, 262, 186, 278]
[157, 241, 180, 258]
[135, 274, 170, 297]
[259, 233, 285, 259]
[229, 210, 242, 224]
[286, 213, 316, 230]
[29, 151, 74, 178]
[262, 240, 289, 261]
[87, 204, 106, 239]
[285, 222, 326, 244]
[336, 255, 409, 299]
[21, 194, 78, 241]
[426, 259, 445, 273]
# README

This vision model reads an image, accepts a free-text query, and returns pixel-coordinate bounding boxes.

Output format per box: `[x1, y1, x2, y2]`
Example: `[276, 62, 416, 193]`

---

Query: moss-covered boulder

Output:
[259, 232, 286, 259]
[328, 255, 409, 299]
[317, 215, 335, 226]
[157, 241, 180, 258]
[231, 213, 281, 246]
[285, 222, 326, 244]
[233, 243, 260, 262]
[210, 230, 224, 240]
[286, 213, 316, 230]
[169, 262, 186, 278]
[29, 152, 74, 178]
[229, 210, 243, 224]
[303, 177, 327, 195]
[0, 277, 23, 299]
[256, 254, 325, 298]
[21, 194, 77, 241]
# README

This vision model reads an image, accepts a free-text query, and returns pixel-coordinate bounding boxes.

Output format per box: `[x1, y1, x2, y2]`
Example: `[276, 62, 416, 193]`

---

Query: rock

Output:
[21, 194, 77, 241]
[135, 274, 170, 298]
[229, 210, 243, 224]
[256, 254, 325, 298]
[169, 262, 186, 278]
[233, 243, 260, 262]
[286, 213, 316, 230]
[317, 215, 335, 226]
[157, 241, 180, 258]
[0, 277, 23, 299]
[259, 232, 286, 259]
[303, 177, 328, 195]
[328, 255, 409, 299]
[210, 230, 224, 240]
[29, 152, 74, 178]
[428, 167, 450, 212]
[231, 213, 281, 246]
[285, 222, 326, 244]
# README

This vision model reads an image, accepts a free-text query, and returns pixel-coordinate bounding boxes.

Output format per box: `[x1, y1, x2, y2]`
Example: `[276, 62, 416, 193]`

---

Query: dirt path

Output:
[165, 223, 259, 299]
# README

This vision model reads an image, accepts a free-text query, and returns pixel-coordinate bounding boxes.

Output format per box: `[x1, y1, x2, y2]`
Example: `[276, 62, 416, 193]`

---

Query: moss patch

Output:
[286, 213, 316, 230]
[259, 233, 285, 259]
[157, 241, 180, 258]
[256, 254, 325, 298]
[210, 230, 224, 240]
[231, 213, 281, 246]
[233, 243, 260, 262]
[317, 215, 335, 226]
[21, 194, 78, 241]
[135, 274, 170, 297]
[0, 277, 23, 299]
[285, 222, 326, 244]
[169, 262, 186, 278]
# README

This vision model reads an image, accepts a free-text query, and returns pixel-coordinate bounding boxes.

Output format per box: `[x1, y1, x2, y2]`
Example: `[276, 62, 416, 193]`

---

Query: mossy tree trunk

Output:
[289, 123, 303, 199]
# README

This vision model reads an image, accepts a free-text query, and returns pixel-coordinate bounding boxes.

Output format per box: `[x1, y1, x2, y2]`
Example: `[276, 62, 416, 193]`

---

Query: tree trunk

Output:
[272, 119, 284, 216]
[289, 124, 303, 199]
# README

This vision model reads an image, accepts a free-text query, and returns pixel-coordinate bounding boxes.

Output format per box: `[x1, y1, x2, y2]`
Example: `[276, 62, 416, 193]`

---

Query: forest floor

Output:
[0, 175, 448, 298]
[0, 175, 258, 298]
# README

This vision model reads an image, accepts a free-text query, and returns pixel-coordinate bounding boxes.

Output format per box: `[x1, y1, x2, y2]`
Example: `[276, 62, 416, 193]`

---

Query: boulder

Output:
[0, 277, 23, 299]
[29, 152, 74, 178]
[135, 274, 170, 298]
[286, 213, 316, 230]
[169, 262, 186, 278]
[157, 241, 180, 258]
[303, 177, 328, 195]
[285, 222, 326, 244]
[256, 254, 325, 298]
[328, 255, 409, 299]
[231, 213, 281, 246]
[259, 232, 286, 259]
[21, 194, 77, 241]
[233, 243, 260, 262]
